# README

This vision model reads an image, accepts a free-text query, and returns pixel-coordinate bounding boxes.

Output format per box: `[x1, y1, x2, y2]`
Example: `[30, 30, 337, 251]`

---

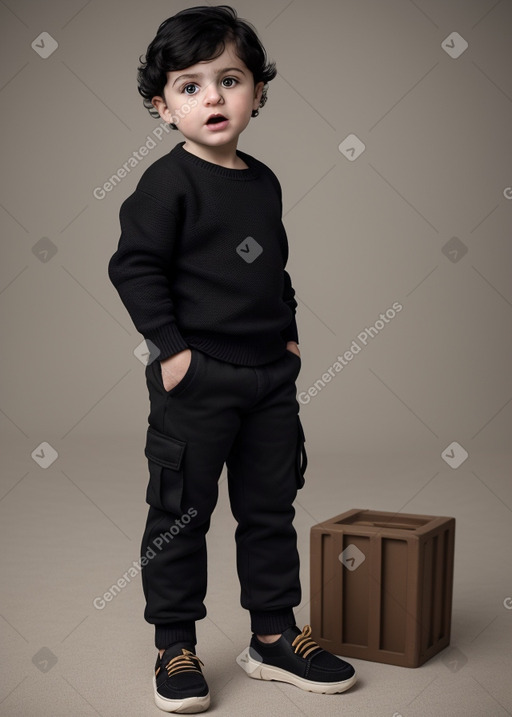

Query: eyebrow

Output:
[172, 67, 246, 87]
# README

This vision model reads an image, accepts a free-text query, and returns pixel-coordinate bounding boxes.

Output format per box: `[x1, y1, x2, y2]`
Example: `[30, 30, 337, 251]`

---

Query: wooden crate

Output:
[310, 508, 456, 667]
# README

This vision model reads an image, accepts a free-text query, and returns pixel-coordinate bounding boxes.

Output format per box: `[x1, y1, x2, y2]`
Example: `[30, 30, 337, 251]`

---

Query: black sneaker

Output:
[153, 642, 210, 713]
[238, 624, 356, 694]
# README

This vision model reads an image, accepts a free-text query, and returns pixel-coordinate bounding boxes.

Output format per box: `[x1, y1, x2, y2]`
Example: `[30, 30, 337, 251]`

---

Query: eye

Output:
[222, 77, 238, 88]
[182, 83, 198, 95]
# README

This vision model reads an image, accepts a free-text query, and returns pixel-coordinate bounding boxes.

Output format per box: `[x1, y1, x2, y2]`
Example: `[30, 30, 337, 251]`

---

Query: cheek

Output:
[172, 97, 199, 122]
[237, 91, 258, 111]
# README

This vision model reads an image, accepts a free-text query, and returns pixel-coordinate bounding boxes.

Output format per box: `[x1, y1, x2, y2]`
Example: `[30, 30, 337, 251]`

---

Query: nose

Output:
[203, 80, 223, 105]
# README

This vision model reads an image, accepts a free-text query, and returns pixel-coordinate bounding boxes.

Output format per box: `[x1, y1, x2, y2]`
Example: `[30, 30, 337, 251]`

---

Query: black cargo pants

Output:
[140, 347, 307, 649]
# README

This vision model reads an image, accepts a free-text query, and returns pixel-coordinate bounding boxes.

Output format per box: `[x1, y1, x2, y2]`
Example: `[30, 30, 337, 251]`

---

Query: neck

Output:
[182, 139, 246, 169]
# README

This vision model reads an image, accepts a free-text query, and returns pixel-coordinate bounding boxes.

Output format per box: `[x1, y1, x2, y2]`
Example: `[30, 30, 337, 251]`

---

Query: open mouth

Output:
[206, 115, 227, 124]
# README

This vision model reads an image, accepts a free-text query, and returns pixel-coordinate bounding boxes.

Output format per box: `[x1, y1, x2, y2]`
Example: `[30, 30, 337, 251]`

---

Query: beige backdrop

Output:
[1, 2, 512, 716]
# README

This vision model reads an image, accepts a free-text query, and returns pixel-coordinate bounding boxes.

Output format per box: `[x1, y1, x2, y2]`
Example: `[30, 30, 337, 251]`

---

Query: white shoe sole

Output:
[238, 648, 357, 694]
[153, 676, 210, 713]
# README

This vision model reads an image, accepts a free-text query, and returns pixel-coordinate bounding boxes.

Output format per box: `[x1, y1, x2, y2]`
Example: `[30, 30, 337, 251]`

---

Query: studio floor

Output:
[1, 436, 511, 717]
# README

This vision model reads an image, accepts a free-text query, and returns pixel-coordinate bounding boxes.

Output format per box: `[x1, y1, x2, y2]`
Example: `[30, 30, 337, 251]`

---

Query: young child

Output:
[108, 5, 356, 713]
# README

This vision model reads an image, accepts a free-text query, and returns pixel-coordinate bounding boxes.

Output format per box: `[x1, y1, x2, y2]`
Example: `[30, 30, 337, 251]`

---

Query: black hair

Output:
[137, 5, 277, 129]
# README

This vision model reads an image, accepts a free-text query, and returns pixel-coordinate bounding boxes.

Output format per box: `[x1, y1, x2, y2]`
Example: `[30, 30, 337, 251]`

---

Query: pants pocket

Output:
[295, 415, 308, 489]
[144, 425, 187, 513]
[154, 348, 200, 397]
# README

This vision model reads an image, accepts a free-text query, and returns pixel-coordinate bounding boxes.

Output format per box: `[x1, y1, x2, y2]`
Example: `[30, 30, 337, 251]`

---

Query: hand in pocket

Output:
[160, 349, 192, 392]
[286, 341, 301, 358]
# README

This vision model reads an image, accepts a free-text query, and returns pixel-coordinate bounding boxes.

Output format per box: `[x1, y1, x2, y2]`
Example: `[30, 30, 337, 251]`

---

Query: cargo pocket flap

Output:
[145, 425, 186, 471]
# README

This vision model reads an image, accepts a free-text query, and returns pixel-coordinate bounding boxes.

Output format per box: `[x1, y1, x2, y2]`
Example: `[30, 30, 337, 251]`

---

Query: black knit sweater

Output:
[108, 141, 299, 365]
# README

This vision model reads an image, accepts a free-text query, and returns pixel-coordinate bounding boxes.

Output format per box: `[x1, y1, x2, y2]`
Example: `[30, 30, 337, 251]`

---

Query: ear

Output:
[253, 81, 265, 110]
[151, 95, 173, 123]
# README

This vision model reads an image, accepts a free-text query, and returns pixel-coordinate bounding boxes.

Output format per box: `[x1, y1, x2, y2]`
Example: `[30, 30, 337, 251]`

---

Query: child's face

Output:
[151, 42, 264, 157]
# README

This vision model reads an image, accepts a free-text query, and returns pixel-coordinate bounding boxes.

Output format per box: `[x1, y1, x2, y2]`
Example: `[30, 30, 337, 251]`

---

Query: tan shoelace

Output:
[156, 648, 205, 678]
[291, 625, 323, 659]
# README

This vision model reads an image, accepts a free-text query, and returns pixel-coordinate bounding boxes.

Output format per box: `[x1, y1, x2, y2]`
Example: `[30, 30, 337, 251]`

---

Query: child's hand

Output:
[159, 349, 192, 392]
[286, 341, 301, 358]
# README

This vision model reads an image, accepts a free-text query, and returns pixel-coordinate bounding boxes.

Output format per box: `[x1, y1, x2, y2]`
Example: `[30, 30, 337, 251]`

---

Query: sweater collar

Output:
[171, 141, 259, 180]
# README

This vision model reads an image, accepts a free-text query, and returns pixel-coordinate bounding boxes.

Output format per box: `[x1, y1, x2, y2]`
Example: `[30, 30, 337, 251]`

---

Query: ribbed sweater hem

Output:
[184, 331, 288, 366]
[145, 323, 190, 361]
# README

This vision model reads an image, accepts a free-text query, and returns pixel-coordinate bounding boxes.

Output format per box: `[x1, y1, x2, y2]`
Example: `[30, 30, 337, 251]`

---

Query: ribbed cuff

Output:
[249, 607, 296, 635]
[154, 621, 197, 650]
[145, 323, 189, 361]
